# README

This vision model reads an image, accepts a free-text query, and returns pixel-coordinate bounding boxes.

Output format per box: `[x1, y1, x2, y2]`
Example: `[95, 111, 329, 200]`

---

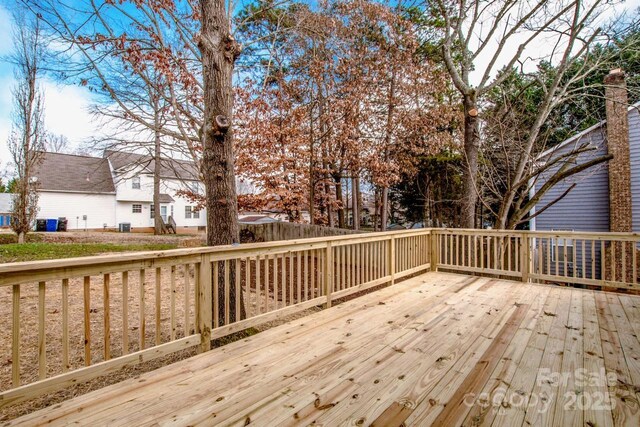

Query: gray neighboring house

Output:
[0, 193, 13, 228]
[531, 69, 638, 277]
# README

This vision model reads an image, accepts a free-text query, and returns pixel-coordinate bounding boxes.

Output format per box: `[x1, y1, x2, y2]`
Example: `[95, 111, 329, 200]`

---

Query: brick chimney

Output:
[604, 69, 632, 232]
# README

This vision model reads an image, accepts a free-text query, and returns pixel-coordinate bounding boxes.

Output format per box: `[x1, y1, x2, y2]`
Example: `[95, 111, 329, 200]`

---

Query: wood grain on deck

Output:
[6, 272, 640, 426]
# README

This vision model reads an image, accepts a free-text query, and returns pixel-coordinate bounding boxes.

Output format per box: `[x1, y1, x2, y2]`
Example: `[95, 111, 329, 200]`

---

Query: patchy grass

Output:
[0, 242, 178, 263]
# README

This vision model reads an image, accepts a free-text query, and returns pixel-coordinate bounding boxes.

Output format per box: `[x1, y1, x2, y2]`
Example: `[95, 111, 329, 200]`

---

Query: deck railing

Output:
[0, 227, 638, 408]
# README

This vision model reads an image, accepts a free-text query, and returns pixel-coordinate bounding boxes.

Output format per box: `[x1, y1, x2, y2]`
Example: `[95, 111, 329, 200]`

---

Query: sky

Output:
[0, 4, 101, 178]
[0, 0, 639, 180]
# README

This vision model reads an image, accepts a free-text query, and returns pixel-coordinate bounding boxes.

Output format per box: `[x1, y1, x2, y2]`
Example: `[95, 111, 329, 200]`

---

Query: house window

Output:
[185, 206, 200, 219]
[132, 204, 142, 213]
[150, 204, 155, 219]
[132, 176, 141, 189]
[551, 229, 574, 262]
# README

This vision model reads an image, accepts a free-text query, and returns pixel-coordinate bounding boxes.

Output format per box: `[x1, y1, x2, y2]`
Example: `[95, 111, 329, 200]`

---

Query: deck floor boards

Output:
[6, 272, 640, 426]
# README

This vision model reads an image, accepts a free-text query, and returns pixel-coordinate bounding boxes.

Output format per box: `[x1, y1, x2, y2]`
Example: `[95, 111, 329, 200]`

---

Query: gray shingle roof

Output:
[33, 152, 116, 193]
[105, 150, 200, 181]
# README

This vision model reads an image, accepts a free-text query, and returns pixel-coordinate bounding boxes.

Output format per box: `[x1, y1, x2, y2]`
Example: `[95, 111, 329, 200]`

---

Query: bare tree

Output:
[45, 132, 69, 153]
[8, 12, 46, 243]
[432, 0, 614, 228]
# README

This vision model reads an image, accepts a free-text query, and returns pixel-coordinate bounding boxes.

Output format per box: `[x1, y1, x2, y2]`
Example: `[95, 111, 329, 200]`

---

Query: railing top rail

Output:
[0, 228, 431, 275]
[434, 228, 640, 240]
[2, 226, 639, 278]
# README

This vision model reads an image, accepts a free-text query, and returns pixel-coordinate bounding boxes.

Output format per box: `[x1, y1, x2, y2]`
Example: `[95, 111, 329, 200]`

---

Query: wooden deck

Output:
[6, 272, 640, 426]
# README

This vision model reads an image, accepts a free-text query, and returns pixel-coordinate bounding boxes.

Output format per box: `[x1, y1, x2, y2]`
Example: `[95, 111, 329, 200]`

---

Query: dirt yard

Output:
[0, 230, 206, 247]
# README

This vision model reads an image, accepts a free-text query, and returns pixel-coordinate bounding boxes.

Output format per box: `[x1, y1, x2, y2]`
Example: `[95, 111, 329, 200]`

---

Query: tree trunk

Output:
[153, 104, 162, 235]
[351, 176, 359, 230]
[199, 0, 245, 324]
[461, 92, 480, 229]
[309, 109, 315, 225]
[373, 188, 379, 232]
[380, 186, 389, 231]
[334, 173, 345, 228]
[18, 232, 25, 244]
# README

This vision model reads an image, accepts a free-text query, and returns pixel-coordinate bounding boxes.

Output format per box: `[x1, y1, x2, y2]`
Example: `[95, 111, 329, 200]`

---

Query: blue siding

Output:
[535, 127, 610, 232]
[534, 127, 611, 279]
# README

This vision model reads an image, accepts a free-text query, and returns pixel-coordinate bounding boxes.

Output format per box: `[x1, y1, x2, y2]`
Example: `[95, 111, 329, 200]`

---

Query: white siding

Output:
[114, 166, 154, 202]
[161, 179, 207, 228]
[37, 192, 116, 229]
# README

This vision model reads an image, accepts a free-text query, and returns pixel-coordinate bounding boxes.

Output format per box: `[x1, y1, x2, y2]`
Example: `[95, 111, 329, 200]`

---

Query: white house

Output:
[32, 151, 207, 232]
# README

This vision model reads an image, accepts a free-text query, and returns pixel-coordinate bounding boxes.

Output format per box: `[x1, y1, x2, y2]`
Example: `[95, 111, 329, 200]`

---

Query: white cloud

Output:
[0, 76, 101, 171]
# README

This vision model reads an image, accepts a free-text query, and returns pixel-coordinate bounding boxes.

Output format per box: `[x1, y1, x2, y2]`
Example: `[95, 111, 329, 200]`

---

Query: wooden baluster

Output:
[507, 237, 512, 271]
[537, 238, 543, 278]
[264, 255, 270, 312]
[289, 252, 294, 304]
[581, 240, 586, 280]
[591, 241, 596, 280]
[213, 261, 220, 327]
[245, 258, 250, 316]
[155, 268, 161, 346]
[572, 240, 577, 279]
[12, 284, 20, 387]
[273, 255, 279, 309]
[563, 237, 568, 278]
[622, 241, 627, 284]
[324, 242, 333, 308]
[303, 251, 309, 301]
[170, 266, 176, 341]
[224, 260, 230, 325]
[633, 242, 638, 286]
[255, 256, 261, 315]
[480, 235, 484, 269]
[311, 250, 316, 297]
[103, 273, 111, 360]
[122, 272, 129, 354]
[62, 278, 69, 371]
[235, 259, 241, 321]
[343, 246, 348, 289]
[139, 270, 145, 351]
[336, 246, 341, 291]
[183, 265, 190, 336]
[601, 241, 606, 286]
[611, 241, 616, 283]
[546, 238, 551, 276]
[297, 252, 302, 303]
[278, 254, 283, 308]
[346, 245, 352, 289]
[84, 276, 91, 365]
[554, 238, 559, 276]
[38, 281, 46, 379]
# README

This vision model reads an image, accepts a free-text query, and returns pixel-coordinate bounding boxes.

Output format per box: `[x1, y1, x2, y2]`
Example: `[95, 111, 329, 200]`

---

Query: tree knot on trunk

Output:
[223, 34, 242, 62]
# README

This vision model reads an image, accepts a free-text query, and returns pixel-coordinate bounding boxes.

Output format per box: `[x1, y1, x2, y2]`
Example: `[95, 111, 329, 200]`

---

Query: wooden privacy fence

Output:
[1, 227, 638, 408]
[239, 221, 361, 242]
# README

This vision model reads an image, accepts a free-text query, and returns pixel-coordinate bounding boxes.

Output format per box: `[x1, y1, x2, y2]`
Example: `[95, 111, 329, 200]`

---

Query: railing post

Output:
[520, 233, 530, 283]
[324, 241, 333, 308]
[389, 237, 396, 285]
[197, 254, 212, 353]
[430, 230, 438, 272]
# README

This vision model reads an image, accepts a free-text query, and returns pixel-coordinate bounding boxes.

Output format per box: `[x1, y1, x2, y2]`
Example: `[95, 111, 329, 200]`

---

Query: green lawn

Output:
[0, 242, 178, 263]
